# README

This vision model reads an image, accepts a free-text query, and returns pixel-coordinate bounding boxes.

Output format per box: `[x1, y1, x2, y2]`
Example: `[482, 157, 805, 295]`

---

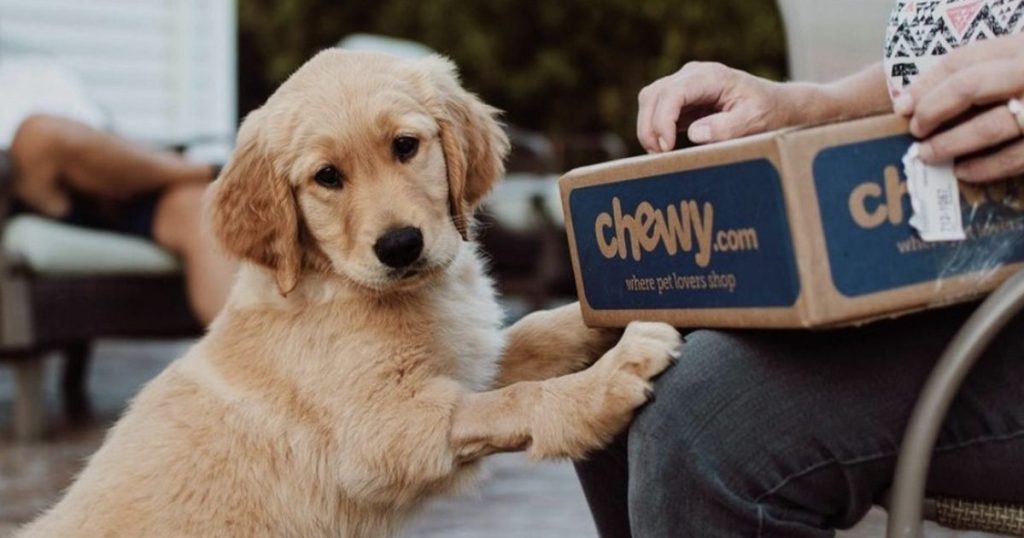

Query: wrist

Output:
[777, 82, 851, 127]
[789, 64, 894, 126]
[778, 74, 893, 128]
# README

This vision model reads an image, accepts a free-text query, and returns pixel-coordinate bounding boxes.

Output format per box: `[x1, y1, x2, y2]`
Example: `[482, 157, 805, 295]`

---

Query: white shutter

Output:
[777, 0, 894, 83]
[0, 0, 236, 152]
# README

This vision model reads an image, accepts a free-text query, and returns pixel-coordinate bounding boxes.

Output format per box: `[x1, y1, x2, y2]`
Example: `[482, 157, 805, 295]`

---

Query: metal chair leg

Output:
[61, 341, 92, 420]
[887, 270, 1024, 537]
[12, 359, 46, 441]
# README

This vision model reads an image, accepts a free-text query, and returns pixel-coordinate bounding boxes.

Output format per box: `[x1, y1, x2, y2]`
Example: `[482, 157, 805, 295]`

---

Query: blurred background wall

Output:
[237, 0, 788, 155]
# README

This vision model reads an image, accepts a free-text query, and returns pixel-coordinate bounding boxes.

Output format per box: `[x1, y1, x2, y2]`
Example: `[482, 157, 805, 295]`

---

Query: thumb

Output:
[688, 109, 761, 144]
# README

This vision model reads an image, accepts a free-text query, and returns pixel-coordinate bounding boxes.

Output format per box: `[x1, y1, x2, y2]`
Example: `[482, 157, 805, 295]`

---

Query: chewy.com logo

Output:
[593, 197, 760, 267]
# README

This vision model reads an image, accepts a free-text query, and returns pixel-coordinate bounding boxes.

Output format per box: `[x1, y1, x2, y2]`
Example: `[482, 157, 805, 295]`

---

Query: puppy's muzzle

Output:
[374, 226, 424, 269]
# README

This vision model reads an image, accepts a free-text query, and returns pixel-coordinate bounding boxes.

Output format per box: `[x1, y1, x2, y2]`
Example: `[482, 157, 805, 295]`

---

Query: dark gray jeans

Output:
[574, 304, 1024, 537]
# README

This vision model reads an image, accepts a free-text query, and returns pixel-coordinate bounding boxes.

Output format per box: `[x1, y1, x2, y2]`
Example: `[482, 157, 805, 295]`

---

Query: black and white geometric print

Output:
[884, 0, 1024, 97]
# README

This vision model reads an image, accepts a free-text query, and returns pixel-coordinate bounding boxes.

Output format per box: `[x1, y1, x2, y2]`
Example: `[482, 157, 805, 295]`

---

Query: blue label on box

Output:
[568, 159, 800, 310]
[814, 135, 1024, 297]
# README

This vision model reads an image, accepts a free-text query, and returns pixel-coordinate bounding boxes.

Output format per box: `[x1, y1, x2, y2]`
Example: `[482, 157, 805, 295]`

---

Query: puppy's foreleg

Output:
[452, 322, 680, 463]
[494, 302, 621, 388]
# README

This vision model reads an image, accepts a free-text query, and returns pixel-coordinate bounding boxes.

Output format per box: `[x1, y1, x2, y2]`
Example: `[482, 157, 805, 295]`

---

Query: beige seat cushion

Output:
[2, 215, 181, 275]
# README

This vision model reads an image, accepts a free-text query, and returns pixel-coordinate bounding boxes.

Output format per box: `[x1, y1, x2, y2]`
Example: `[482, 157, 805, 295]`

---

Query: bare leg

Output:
[153, 183, 236, 324]
[9, 114, 214, 216]
[8, 115, 232, 323]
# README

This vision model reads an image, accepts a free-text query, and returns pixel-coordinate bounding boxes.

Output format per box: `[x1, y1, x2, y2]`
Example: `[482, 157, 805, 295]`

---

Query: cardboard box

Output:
[559, 114, 1024, 329]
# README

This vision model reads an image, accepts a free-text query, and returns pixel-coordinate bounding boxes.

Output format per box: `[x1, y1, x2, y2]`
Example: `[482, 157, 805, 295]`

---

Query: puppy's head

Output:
[209, 50, 509, 295]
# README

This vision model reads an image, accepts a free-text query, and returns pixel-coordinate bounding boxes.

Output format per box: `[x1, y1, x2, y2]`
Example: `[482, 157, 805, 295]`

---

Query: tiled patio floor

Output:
[0, 340, 1001, 537]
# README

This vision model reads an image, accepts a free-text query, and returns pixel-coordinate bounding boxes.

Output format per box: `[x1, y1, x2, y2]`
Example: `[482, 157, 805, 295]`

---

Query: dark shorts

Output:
[9, 190, 162, 240]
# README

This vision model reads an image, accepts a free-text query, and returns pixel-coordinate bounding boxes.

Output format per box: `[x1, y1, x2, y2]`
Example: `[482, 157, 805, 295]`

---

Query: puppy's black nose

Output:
[374, 226, 424, 269]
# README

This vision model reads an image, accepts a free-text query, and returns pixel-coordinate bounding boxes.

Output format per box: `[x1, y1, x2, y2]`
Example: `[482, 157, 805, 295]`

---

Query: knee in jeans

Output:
[629, 330, 755, 435]
[626, 330, 777, 492]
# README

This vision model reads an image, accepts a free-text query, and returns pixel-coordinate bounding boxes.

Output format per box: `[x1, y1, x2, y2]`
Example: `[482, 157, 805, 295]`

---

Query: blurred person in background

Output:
[0, 54, 235, 324]
[575, 1, 1024, 536]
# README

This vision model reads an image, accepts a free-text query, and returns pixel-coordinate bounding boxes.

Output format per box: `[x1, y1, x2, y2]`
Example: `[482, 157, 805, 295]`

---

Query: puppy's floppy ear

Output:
[208, 110, 301, 295]
[418, 55, 510, 240]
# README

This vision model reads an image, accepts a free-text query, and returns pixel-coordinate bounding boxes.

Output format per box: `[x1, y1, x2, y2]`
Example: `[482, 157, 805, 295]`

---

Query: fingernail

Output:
[658, 137, 671, 153]
[918, 142, 934, 162]
[894, 94, 914, 115]
[909, 118, 924, 137]
[690, 124, 712, 144]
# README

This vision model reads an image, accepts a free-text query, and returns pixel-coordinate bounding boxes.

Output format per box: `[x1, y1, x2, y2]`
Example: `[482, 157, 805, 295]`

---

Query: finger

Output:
[911, 58, 1024, 137]
[649, 65, 733, 150]
[649, 80, 724, 149]
[648, 83, 708, 150]
[650, 89, 684, 152]
[955, 137, 1024, 183]
[920, 105, 1022, 162]
[637, 81, 665, 153]
[900, 35, 1024, 114]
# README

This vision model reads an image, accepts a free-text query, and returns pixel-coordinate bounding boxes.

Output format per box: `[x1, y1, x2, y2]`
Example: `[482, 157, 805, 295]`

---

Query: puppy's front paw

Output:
[528, 322, 680, 459]
[592, 321, 681, 407]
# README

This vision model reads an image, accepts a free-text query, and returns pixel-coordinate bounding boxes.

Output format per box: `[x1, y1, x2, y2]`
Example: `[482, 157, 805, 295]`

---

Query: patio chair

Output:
[886, 269, 1024, 537]
[0, 0, 238, 440]
[776, 1, 1024, 535]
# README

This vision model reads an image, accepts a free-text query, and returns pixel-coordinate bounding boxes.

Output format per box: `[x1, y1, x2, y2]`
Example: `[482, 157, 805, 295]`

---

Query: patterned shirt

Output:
[884, 0, 1024, 98]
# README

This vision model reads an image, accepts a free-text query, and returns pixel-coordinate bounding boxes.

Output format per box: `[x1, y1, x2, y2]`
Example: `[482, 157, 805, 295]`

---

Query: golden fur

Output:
[18, 50, 680, 538]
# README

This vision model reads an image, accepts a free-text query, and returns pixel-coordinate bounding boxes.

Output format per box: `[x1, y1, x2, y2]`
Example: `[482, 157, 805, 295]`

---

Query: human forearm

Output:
[783, 63, 892, 126]
[639, 62, 894, 151]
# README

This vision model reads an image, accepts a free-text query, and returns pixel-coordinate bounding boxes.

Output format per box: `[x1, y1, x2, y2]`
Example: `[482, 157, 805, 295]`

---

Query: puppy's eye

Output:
[393, 136, 419, 162]
[314, 165, 344, 189]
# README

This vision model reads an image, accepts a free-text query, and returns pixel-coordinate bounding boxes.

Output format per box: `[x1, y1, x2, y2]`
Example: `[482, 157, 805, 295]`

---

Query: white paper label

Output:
[902, 143, 965, 242]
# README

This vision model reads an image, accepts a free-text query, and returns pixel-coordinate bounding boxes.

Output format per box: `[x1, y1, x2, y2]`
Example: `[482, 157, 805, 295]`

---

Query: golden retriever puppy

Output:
[18, 50, 680, 538]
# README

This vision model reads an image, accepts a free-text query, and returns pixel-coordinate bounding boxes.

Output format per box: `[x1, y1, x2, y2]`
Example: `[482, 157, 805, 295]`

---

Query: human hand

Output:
[636, 62, 799, 153]
[894, 32, 1024, 182]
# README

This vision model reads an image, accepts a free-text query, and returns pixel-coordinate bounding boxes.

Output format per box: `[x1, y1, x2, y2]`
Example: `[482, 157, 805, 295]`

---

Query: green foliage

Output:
[238, 0, 787, 152]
